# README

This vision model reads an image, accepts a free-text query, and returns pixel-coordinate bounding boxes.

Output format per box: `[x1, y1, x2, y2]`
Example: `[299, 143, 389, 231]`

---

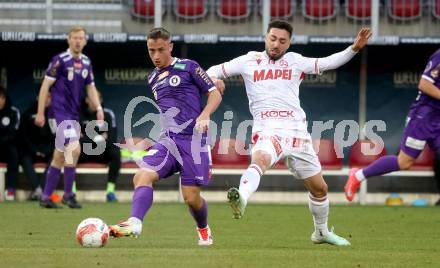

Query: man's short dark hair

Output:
[267, 20, 293, 37]
[147, 27, 171, 41]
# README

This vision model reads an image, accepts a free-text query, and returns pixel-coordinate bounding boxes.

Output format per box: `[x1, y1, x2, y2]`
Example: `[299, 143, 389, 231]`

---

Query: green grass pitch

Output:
[0, 202, 439, 268]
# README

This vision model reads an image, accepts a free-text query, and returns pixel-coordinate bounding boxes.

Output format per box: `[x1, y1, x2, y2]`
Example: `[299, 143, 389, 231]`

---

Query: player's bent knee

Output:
[252, 151, 272, 171]
[133, 169, 158, 187]
[309, 182, 328, 198]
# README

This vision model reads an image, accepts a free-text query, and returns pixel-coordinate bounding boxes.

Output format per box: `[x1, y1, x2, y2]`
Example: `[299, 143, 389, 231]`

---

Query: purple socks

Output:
[189, 198, 208, 229]
[42, 166, 61, 201]
[130, 186, 154, 221]
[362, 155, 400, 178]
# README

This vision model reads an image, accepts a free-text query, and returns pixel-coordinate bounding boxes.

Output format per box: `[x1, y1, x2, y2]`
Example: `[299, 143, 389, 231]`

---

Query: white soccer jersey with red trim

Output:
[213, 51, 319, 133]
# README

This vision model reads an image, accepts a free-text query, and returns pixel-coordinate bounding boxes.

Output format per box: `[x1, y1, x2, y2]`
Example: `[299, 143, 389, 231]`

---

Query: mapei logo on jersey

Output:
[169, 75, 181, 86]
[260, 110, 294, 119]
[253, 69, 292, 82]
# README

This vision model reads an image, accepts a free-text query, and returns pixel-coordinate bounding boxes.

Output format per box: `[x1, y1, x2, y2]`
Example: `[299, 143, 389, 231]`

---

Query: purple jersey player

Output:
[345, 48, 440, 202]
[35, 26, 103, 209]
[109, 27, 222, 246]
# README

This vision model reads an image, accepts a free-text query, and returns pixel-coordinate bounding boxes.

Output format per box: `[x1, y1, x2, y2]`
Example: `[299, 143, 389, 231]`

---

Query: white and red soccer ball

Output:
[76, 218, 109, 247]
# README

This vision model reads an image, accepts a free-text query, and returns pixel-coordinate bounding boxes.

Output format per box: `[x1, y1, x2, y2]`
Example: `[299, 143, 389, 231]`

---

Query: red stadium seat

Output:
[349, 140, 387, 167]
[217, 0, 251, 19]
[77, 163, 107, 168]
[346, 0, 372, 20]
[174, 0, 208, 19]
[302, 0, 338, 20]
[433, 0, 440, 19]
[314, 139, 343, 170]
[258, 0, 295, 18]
[130, 0, 165, 19]
[387, 0, 422, 20]
[211, 139, 249, 168]
[411, 146, 434, 170]
[33, 162, 48, 168]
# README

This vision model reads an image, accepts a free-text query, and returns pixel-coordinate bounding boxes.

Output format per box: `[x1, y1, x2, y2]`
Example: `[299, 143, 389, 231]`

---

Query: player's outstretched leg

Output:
[109, 185, 152, 238]
[344, 168, 361, 202]
[227, 187, 247, 219]
[344, 155, 401, 202]
[228, 164, 262, 219]
[308, 193, 350, 246]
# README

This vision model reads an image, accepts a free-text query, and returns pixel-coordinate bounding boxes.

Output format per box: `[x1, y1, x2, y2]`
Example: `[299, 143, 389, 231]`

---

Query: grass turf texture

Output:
[0, 202, 439, 268]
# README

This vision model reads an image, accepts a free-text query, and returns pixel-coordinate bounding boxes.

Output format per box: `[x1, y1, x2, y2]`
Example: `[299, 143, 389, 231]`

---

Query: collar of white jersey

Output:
[262, 50, 285, 63]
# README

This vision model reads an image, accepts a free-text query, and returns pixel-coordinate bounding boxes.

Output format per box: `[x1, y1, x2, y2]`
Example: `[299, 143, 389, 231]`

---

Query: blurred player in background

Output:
[35, 26, 103, 209]
[0, 86, 20, 201]
[345, 48, 440, 202]
[79, 90, 121, 202]
[109, 27, 222, 246]
[18, 93, 54, 201]
[207, 20, 371, 246]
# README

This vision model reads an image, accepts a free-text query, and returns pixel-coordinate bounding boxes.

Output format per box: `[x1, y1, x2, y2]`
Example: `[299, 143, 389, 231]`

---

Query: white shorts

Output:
[251, 129, 321, 179]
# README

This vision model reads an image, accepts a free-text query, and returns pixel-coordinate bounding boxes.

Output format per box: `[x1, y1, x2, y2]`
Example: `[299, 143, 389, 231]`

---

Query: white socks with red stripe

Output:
[239, 164, 263, 201]
[308, 193, 329, 236]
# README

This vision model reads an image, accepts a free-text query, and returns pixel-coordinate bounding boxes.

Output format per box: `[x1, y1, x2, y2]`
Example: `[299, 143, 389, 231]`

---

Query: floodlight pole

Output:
[262, 0, 270, 36]
[371, 0, 379, 40]
[154, 0, 162, 27]
[46, 0, 53, 33]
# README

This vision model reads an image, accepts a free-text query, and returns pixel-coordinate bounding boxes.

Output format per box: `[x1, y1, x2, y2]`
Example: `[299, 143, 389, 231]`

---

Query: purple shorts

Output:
[48, 112, 80, 148]
[140, 134, 211, 186]
[400, 105, 440, 158]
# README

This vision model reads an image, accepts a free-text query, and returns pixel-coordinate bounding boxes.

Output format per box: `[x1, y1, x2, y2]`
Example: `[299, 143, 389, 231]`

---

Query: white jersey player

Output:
[207, 20, 371, 246]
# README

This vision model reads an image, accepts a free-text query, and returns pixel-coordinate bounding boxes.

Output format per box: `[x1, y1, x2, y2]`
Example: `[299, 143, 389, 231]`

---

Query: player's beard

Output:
[266, 49, 285, 61]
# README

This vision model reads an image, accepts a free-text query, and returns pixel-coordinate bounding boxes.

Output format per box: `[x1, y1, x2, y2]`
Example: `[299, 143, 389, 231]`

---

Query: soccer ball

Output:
[76, 218, 109, 248]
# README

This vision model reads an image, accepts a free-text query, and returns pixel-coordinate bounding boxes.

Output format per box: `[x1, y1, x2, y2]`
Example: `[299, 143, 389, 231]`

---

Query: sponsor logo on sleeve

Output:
[50, 60, 60, 76]
[195, 66, 212, 85]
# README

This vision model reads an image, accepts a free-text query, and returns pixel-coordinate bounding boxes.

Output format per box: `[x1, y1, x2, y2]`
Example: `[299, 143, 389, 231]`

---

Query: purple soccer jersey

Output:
[147, 58, 215, 136]
[400, 49, 440, 158]
[46, 49, 95, 120]
[142, 58, 215, 185]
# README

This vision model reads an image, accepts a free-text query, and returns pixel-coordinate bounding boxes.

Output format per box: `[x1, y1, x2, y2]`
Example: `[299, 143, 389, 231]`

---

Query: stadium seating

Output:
[411, 146, 435, 170]
[174, 0, 208, 19]
[302, 0, 338, 20]
[349, 139, 387, 167]
[211, 139, 249, 168]
[433, 0, 440, 19]
[315, 139, 343, 170]
[346, 0, 372, 20]
[387, 0, 422, 20]
[217, 0, 251, 19]
[130, 0, 165, 19]
[258, 0, 295, 18]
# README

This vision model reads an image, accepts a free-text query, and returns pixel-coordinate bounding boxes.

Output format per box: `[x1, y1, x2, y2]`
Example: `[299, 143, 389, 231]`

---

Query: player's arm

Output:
[301, 28, 371, 74]
[85, 84, 104, 121]
[196, 89, 222, 133]
[418, 77, 440, 100]
[206, 54, 247, 94]
[35, 77, 55, 127]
